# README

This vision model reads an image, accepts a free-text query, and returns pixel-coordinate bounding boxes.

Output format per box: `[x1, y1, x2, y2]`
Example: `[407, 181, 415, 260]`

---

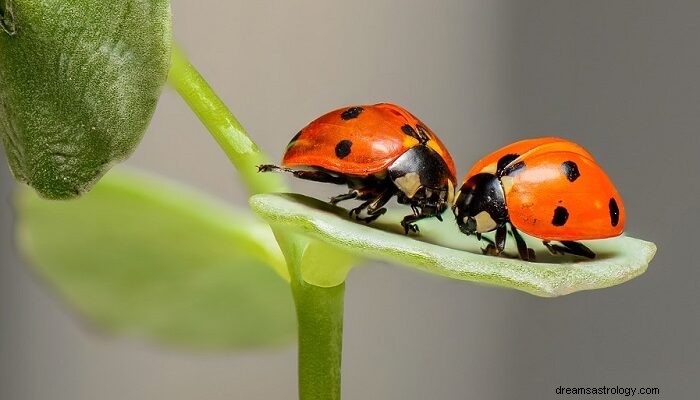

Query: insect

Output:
[452, 137, 625, 260]
[259, 103, 457, 233]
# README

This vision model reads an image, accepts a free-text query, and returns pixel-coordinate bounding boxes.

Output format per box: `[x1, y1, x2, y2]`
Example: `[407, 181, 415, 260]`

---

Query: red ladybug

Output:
[259, 103, 457, 233]
[452, 137, 625, 260]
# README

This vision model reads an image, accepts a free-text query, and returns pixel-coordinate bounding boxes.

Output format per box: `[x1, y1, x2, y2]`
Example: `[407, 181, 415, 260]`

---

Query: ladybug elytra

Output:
[452, 137, 625, 260]
[259, 103, 457, 233]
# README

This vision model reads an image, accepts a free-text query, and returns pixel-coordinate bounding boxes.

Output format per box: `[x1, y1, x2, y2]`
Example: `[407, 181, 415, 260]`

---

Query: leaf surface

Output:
[17, 170, 295, 349]
[250, 193, 656, 297]
[1, 0, 172, 198]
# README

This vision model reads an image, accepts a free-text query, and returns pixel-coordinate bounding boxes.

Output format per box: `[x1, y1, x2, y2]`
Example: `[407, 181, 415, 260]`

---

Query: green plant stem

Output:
[168, 47, 286, 195]
[293, 280, 345, 400]
[274, 231, 345, 400]
[170, 47, 346, 399]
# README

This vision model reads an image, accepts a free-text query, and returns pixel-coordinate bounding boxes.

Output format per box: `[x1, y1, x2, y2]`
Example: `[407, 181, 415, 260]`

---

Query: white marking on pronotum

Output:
[394, 172, 422, 198]
[446, 180, 455, 205]
[475, 210, 497, 232]
[481, 163, 498, 175]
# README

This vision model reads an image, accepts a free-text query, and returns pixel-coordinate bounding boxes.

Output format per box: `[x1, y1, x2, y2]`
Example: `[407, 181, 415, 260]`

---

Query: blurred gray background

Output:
[1, 0, 699, 399]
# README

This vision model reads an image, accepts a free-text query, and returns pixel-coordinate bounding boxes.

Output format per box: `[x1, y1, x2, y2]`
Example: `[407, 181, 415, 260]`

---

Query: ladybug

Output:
[259, 103, 457, 233]
[452, 137, 625, 260]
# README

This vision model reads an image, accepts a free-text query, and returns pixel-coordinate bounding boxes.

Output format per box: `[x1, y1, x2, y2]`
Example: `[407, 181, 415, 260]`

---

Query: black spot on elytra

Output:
[335, 140, 352, 159]
[561, 160, 581, 182]
[609, 198, 620, 227]
[552, 206, 569, 226]
[504, 161, 526, 176]
[341, 107, 363, 120]
[497, 154, 519, 175]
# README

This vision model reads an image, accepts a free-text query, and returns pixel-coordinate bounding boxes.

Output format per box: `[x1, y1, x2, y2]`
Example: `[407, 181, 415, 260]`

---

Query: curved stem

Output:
[170, 47, 346, 399]
[168, 47, 286, 195]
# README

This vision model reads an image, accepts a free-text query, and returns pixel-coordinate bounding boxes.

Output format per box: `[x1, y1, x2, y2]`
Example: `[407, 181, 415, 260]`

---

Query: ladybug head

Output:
[453, 173, 508, 235]
[388, 145, 456, 211]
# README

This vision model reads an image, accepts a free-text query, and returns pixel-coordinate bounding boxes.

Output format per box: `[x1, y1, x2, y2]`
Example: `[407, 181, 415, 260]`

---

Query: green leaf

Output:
[250, 193, 657, 297]
[0, 0, 172, 199]
[16, 170, 296, 349]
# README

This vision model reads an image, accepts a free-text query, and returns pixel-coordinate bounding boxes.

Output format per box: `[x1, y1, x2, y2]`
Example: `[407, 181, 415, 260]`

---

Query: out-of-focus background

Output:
[1, 1, 699, 399]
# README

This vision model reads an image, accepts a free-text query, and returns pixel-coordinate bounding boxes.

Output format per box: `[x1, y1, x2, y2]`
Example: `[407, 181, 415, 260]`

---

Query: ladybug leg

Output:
[543, 241, 595, 259]
[481, 225, 506, 256]
[349, 189, 394, 224]
[510, 224, 536, 261]
[542, 240, 564, 255]
[495, 225, 507, 253]
[348, 200, 372, 218]
[330, 191, 359, 205]
[348, 199, 372, 219]
[396, 204, 420, 233]
[400, 198, 449, 234]
[257, 165, 346, 184]
[400, 202, 435, 234]
[559, 241, 596, 259]
[360, 189, 395, 223]
[477, 233, 496, 247]
[400, 214, 423, 234]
